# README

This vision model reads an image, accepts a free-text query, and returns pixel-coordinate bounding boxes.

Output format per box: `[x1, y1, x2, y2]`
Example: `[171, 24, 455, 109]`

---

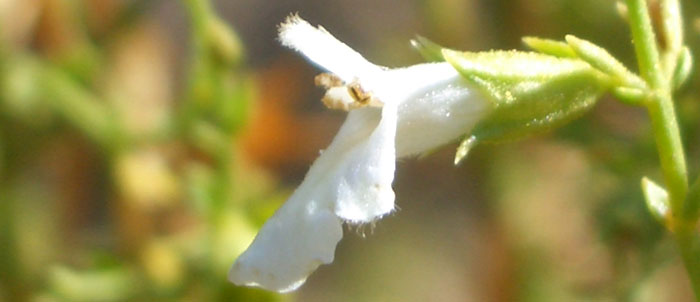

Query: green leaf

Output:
[442, 49, 608, 144]
[641, 177, 670, 226]
[565, 35, 646, 89]
[672, 46, 693, 90]
[522, 37, 577, 58]
[611, 86, 647, 105]
[410, 35, 445, 62]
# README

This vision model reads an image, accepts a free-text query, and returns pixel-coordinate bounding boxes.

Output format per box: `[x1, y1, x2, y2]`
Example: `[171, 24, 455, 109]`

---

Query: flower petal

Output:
[229, 103, 398, 291]
[330, 104, 398, 222]
[278, 14, 383, 82]
[388, 63, 490, 156]
[228, 192, 342, 293]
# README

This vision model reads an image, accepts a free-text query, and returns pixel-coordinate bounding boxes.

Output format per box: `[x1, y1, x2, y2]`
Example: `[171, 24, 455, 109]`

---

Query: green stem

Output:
[626, 0, 664, 89]
[627, 0, 698, 297]
[183, 0, 211, 26]
[646, 92, 688, 217]
[626, 0, 688, 218]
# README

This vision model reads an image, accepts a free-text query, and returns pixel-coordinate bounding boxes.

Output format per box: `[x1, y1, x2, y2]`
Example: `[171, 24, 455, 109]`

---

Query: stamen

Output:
[348, 83, 372, 104]
[318, 79, 384, 111]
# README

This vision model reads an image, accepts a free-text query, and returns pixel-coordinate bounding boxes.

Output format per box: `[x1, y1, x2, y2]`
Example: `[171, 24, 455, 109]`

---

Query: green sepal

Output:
[443, 49, 608, 144]
[522, 37, 577, 58]
[641, 177, 670, 226]
[672, 46, 693, 90]
[410, 35, 445, 62]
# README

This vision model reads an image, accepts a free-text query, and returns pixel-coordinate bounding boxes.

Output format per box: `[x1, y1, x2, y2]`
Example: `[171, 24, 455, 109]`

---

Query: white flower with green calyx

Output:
[415, 36, 612, 163]
[229, 15, 611, 293]
[228, 15, 489, 293]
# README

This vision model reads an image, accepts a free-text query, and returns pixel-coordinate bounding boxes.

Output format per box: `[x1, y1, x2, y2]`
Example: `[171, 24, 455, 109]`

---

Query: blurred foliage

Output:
[0, 0, 282, 301]
[1, 0, 700, 302]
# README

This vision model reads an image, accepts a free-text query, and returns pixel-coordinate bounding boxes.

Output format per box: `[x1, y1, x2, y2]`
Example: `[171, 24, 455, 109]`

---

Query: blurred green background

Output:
[1, 0, 700, 301]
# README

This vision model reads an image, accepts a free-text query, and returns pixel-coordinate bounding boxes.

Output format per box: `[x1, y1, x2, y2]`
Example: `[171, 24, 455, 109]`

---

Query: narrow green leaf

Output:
[611, 86, 647, 105]
[672, 46, 693, 90]
[522, 37, 576, 58]
[641, 177, 670, 225]
[410, 35, 445, 62]
[565, 35, 646, 89]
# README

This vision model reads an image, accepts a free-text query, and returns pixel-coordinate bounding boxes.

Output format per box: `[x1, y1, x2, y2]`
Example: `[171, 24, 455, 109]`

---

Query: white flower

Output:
[228, 15, 490, 293]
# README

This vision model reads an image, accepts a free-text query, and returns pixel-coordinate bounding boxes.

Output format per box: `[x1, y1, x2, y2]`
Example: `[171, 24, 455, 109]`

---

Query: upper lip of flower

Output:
[277, 14, 385, 84]
[229, 14, 489, 293]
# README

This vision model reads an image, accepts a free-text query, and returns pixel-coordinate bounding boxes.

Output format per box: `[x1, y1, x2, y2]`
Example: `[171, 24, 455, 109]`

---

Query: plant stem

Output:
[626, 0, 688, 218]
[646, 92, 688, 217]
[626, 0, 664, 89]
[626, 0, 699, 297]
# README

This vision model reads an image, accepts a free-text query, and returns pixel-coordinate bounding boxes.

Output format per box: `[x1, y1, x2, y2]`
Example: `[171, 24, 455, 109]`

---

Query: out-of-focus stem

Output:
[41, 66, 124, 152]
[183, 0, 211, 29]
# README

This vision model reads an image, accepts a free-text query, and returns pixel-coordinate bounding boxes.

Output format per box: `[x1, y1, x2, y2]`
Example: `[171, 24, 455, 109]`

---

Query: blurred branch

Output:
[41, 65, 124, 151]
[180, 0, 248, 138]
